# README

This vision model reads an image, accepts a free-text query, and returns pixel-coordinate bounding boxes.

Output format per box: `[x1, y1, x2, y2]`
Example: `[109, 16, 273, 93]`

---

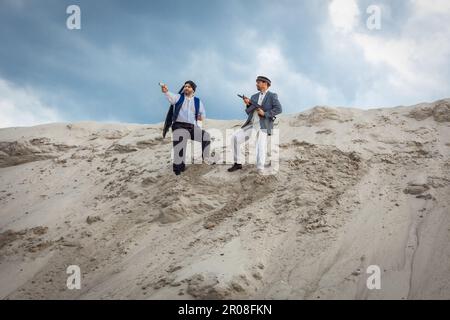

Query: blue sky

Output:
[1, 0, 449, 128]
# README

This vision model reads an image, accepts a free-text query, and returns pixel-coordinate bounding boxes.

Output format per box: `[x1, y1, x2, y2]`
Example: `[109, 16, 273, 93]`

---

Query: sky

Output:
[0, 0, 449, 128]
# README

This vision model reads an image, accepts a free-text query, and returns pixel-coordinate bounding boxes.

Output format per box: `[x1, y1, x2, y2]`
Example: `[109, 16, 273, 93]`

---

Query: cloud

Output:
[0, 78, 62, 128]
[179, 28, 344, 116]
[413, 0, 450, 16]
[252, 45, 344, 112]
[322, 0, 450, 107]
[328, 0, 360, 33]
[1, 0, 449, 126]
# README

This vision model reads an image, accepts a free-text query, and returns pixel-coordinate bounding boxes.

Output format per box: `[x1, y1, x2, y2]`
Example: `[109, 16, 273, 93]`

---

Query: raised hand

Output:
[160, 83, 168, 93]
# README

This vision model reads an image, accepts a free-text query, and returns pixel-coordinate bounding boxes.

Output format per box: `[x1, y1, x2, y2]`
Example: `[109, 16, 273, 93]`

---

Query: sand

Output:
[0, 98, 449, 299]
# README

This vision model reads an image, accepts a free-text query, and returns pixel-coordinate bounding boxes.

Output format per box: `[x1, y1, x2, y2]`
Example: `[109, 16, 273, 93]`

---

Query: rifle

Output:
[237, 94, 277, 121]
[237, 94, 264, 113]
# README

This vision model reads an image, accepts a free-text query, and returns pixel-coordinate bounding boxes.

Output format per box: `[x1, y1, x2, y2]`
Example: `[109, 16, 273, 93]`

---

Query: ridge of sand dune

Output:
[0, 99, 449, 299]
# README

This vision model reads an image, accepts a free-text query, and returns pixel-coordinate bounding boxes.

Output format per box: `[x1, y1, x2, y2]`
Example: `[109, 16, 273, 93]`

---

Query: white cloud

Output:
[0, 78, 62, 128]
[328, 0, 360, 33]
[252, 45, 342, 111]
[322, 0, 450, 107]
[181, 29, 345, 115]
[413, 0, 450, 16]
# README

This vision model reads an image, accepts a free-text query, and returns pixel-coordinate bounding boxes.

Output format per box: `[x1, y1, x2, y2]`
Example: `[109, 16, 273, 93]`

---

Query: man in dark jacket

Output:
[161, 80, 211, 175]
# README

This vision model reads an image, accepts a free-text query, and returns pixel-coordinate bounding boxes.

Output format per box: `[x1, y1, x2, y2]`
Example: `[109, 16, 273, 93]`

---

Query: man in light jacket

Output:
[228, 76, 282, 174]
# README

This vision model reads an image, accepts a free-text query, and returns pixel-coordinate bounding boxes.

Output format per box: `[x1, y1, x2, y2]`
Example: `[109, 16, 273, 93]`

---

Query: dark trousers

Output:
[171, 122, 211, 173]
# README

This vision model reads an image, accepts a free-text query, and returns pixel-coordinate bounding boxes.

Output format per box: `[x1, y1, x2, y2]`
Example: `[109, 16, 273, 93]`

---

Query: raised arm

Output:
[161, 84, 180, 105]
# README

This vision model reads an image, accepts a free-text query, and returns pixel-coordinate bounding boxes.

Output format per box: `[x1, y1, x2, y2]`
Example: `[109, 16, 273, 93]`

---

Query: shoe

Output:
[174, 170, 181, 176]
[227, 163, 242, 172]
[173, 164, 185, 173]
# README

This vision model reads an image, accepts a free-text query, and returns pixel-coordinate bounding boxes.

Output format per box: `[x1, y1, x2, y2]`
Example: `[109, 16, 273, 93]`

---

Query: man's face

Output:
[256, 80, 268, 92]
[183, 84, 194, 96]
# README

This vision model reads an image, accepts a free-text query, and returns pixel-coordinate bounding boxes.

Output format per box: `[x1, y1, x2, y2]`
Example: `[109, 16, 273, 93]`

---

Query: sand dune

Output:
[1, 99, 450, 299]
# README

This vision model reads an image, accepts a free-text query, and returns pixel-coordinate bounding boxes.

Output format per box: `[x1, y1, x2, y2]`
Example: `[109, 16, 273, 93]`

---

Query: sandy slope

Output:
[0, 99, 449, 300]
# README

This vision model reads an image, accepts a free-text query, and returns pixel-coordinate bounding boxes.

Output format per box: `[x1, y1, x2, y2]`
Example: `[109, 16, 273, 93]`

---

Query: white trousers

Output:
[232, 126, 267, 170]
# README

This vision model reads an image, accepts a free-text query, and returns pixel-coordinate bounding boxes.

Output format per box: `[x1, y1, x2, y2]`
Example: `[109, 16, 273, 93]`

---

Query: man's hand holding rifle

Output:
[238, 94, 265, 117]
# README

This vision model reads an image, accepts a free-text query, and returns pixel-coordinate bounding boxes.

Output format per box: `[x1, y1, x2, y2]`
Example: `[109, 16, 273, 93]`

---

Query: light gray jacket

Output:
[241, 91, 282, 135]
